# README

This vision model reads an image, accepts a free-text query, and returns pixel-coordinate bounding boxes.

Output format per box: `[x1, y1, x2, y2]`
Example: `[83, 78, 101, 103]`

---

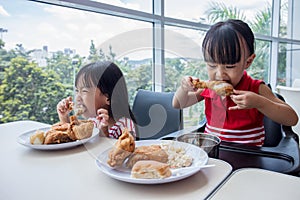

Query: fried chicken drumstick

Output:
[192, 79, 234, 96]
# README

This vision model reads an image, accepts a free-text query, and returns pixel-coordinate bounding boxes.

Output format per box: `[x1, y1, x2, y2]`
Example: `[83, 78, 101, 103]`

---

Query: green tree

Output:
[46, 51, 73, 84]
[205, 2, 246, 24]
[0, 57, 67, 124]
[88, 40, 98, 62]
[204, 1, 274, 82]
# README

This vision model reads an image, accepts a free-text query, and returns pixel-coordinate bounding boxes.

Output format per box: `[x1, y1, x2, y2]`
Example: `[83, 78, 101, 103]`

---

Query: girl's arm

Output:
[257, 84, 298, 126]
[230, 84, 298, 126]
[172, 76, 204, 109]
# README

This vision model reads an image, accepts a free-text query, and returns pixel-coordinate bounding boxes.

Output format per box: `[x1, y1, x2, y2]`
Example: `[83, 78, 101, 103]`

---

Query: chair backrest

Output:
[263, 92, 285, 147]
[132, 89, 183, 140]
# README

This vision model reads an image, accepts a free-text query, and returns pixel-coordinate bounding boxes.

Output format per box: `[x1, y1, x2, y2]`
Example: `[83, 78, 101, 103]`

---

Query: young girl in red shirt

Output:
[173, 19, 298, 146]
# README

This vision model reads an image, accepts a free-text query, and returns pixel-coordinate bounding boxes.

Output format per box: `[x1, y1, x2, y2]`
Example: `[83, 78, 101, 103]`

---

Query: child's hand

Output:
[229, 90, 259, 110]
[96, 108, 109, 128]
[181, 76, 198, 92]
[57, 96, 73, 117]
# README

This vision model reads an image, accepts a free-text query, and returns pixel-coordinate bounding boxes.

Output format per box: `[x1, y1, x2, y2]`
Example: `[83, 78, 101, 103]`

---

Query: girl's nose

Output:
[215, 67, 225, 79]
[75, 94, 82, 102]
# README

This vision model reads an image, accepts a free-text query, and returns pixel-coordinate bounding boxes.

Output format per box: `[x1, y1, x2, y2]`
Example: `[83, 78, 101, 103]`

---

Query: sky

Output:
[0, 0, 270, 59]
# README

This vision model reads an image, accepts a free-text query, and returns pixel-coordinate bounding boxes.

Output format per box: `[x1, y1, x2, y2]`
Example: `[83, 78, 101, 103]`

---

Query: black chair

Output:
[132, 89, 183, 140]
[196, 92, 300, 175]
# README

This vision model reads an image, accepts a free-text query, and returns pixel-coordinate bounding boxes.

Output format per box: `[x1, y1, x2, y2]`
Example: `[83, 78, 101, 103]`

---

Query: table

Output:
[0, 120, 232, 200]
[209, 168, 300, 200]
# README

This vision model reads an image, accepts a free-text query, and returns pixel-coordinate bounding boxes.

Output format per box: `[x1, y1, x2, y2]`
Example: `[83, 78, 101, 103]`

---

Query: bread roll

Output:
[30, 130, 45, 145]
[131, 160, 171, 179]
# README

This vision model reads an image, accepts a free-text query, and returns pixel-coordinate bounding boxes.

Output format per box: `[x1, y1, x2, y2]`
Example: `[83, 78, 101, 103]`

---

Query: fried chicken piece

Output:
[44, 129, 73, 144]
[107, 128, 135, 167]
[126, 145, 169, 168]
[66, 96, 74, 111]
[68, 115, 94, 140]
[51, 122, 70, 131]
[192, 79, 234, 96]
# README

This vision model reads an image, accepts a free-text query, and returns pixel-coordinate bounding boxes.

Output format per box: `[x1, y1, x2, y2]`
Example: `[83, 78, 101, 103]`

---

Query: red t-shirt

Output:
[201, 71, 265, 146]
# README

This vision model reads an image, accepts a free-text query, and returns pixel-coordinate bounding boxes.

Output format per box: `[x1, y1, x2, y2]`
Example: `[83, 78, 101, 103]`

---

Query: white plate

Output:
[17, 127, 99, 150]
[95, 140, 208, 184]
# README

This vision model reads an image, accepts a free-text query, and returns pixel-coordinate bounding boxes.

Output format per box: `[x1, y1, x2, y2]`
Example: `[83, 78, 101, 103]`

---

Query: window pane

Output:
[90, 0, 152, 13]
[279, 0, 288, 38]
[279, 43, 300, 86]
[280, 0, 300, 40]
[0, 0, 152, 123]
[165, 26, 206, 128]
[249, 40, 270, 83]
[165, 0, 272, 35]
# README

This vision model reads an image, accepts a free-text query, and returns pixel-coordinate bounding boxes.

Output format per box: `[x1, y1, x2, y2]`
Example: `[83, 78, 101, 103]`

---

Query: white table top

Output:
[209, 168, 300, 200]
[0, 120, 232, 200]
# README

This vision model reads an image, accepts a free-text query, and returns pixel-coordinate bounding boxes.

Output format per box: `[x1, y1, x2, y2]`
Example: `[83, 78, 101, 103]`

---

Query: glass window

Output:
[89, 0, 152, 13]
[165, 26, 206, 128]
[0, 0, 152, 124]
[165, 0, 272, 35]
[279, 0, 288, 38]
[277, 42, 288, 86]
[250, 39, 270, 82]
[1, 0, 299, 127]
[277, 43, 300, 86]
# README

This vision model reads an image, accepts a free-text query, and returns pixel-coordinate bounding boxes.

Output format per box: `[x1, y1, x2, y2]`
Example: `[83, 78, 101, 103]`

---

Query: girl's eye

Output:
[208, 65, 216, 68]
[75, 89, 79, 93]
[225, 65, 235, 69]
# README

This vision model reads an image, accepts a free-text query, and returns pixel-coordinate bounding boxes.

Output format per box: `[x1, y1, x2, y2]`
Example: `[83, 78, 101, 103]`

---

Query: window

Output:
[1, 0, 300, 128]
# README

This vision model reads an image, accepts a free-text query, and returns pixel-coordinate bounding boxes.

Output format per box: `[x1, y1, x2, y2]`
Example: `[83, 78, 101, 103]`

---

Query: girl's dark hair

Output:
[202, 19, 255, 64]
[75, 61, 136, 124]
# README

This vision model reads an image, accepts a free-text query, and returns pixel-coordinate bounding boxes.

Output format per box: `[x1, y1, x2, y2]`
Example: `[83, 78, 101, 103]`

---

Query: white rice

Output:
[160, 143, 193, 168]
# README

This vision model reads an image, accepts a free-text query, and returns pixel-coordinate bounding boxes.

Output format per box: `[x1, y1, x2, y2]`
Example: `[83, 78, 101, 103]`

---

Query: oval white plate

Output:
[17, 127, 99, 150]
[95, 140, 208, 184]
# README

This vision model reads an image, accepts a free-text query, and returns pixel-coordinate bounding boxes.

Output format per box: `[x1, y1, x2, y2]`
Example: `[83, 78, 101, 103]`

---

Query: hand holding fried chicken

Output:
[191, 77, 234, 96]
[57, 96, 74, 123]
[57, 96, 86, 123]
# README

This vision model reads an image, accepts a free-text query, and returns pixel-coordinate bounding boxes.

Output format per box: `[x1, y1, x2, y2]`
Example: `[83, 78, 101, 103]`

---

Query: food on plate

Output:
[44, 129, 73, 144]
[52, 121, 70, 131]
[126, 145, 168, 168]
[160, 143, 193, 168]
[30, 130, 45, 145]
[192, 79, 233, 96]
[30, 115, 94, 145]
[131, 160, 171, 179]
[107, 128, 135, 167]
[68, 115, 94, 140]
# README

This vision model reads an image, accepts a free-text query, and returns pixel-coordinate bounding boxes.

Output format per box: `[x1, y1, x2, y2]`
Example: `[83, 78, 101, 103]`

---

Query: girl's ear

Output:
[105, 97, 110, 105]
[245, 53, 256, 69]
